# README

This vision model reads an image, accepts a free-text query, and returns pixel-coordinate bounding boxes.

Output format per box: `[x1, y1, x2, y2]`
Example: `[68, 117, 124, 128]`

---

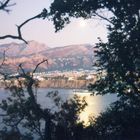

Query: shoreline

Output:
[0, 79, 94, 89]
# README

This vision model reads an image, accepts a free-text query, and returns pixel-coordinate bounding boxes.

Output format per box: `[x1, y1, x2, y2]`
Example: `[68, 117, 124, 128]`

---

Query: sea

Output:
[0, 88, 117, 124]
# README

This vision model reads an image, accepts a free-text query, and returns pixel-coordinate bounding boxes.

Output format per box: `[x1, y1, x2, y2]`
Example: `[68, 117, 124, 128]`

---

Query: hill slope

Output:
[0, 41, 95, 73]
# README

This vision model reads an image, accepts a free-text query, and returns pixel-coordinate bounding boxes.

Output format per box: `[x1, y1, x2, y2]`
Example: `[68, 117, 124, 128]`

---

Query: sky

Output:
[0, 0, 108, 47]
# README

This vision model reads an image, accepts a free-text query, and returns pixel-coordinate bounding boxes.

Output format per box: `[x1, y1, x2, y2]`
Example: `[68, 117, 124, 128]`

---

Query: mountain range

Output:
[0, 41, 95, 73]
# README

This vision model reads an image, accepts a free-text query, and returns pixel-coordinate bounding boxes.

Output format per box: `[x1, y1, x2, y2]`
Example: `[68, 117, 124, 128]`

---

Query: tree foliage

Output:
[0, 66, 88, 140]
[48, 1, 140, 139]
[49, 0, 140, 97]
[94, 94, 140, 139]
[0, 1, 140, 139]
[0, 2, 88, 140]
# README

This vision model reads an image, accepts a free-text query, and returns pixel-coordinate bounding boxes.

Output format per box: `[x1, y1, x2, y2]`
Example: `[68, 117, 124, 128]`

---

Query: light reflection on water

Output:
[0, 88, 117, 124]
[36, 88, 117, 124]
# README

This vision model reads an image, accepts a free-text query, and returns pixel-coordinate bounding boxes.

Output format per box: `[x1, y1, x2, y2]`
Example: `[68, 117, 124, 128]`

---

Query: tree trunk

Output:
[44, 117, 51, 140]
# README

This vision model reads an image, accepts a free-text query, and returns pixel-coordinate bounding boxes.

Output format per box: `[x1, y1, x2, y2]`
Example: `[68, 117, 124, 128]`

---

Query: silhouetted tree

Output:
[48, 1, 140, 139]
[0, 62, 88, 140]
[94, 94, 140, 140]
[0, 0, 48, 43]
[0, 61, 49, 140]
[51, 93, 87, 140]
[0, 2, 89, 140]
[1, 0, 140, 139]
[49, 0, 140, 97]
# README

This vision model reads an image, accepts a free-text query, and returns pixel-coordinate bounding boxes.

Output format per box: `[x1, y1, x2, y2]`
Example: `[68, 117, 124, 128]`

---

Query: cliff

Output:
[39, 79, 93, 89]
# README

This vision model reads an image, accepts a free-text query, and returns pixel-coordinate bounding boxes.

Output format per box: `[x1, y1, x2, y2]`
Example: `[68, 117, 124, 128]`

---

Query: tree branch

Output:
[0, 0, 10, 10]
[2, 60, 49, 120]
[0, 0, 16, 12]
[94, 11, 114, 25]
[32, 59, 48, 77]
[18, 63, 26, 76]
[0, 50, 7, 68]
[0, 8, 48, 43]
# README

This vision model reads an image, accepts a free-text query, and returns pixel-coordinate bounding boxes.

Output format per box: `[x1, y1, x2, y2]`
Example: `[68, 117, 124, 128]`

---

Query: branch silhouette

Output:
[0, 0, 16, 12]
[0, 8, 48, 43]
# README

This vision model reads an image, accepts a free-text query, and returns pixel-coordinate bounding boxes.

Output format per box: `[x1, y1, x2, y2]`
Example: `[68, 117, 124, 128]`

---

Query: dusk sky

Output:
[0, 0, 108, 47]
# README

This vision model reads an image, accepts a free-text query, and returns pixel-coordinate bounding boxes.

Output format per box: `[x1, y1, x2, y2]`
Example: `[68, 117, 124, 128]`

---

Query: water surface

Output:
[0, 88, 117, 124]
[36, 88, 117, 123]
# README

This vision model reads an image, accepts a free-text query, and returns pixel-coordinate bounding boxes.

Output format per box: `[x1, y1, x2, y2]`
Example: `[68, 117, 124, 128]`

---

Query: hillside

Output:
[0, 41, 95, 73]
[0, 40, 49, 57]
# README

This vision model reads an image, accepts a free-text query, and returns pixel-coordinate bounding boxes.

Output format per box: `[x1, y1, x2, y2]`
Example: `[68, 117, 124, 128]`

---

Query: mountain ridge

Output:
[0, 41, 95, 73]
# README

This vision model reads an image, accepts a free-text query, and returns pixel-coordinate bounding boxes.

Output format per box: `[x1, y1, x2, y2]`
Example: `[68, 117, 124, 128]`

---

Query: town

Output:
[0, 70, 98, 89]
[33, 70, 97, 81]
[33, 70, 98, 89]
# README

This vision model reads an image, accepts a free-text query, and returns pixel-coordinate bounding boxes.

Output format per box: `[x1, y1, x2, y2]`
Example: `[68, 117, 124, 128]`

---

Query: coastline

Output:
[0, 79, 94, 89]
[39, 79, 94, 89]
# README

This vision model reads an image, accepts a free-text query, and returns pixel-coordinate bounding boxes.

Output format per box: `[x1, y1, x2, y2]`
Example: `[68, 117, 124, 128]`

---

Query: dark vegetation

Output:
[0, 75, 88, 140]
[0, 0, 140, 140]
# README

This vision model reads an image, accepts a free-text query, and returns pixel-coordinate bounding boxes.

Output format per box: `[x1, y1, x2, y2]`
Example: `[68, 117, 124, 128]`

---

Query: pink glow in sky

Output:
[0, 0, 108, 47]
